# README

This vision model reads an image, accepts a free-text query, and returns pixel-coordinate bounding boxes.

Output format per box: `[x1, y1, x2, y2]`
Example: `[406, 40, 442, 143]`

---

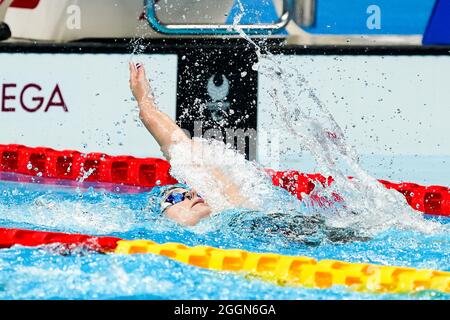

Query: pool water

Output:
[0, 177, 448, 300]
[1, 44, 448, 299]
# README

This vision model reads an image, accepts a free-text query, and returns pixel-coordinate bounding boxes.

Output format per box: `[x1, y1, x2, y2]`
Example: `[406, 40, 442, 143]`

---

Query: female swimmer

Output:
[129, 62, 368, 244]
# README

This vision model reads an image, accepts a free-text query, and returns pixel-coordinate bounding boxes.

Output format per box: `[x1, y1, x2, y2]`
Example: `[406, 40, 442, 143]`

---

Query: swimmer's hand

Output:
[129, 61, 154, 107]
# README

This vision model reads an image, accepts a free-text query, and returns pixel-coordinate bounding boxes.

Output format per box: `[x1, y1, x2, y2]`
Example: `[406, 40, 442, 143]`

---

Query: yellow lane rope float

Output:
[1, 228, 448, 295]
[114, 240, 450, 294]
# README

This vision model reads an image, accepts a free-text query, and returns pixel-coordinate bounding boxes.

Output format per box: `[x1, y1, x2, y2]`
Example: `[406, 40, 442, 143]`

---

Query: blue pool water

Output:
[0, 176, 449, 300]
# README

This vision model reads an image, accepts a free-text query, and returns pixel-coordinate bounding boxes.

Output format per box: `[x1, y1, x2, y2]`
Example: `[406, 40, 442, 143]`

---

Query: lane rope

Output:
[0, 144, 449, 216]
[114, 240, 450, 294]
[0, 227, 448, 294]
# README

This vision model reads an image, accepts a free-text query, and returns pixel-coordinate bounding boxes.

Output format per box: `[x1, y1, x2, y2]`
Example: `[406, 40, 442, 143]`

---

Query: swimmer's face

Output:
[162, 188, 212, 226]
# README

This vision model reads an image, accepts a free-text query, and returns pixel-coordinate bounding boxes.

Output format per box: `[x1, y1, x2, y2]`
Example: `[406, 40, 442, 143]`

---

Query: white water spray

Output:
[167, 1, 442, 236]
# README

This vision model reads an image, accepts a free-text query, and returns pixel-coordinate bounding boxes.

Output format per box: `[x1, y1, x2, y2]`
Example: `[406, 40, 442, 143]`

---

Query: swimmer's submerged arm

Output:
[210, 167, 257, 209]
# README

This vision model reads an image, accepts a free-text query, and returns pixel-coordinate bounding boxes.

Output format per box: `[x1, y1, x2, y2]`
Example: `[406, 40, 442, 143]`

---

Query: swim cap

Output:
[147, 183, 191, 214]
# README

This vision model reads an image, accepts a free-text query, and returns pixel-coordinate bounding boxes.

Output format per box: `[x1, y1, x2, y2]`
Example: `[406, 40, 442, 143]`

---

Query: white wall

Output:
[5, 0, 151, 41]
[257, 55, 450, 185]
[0, 53, 178, 158]
[1, 52, 448, 185]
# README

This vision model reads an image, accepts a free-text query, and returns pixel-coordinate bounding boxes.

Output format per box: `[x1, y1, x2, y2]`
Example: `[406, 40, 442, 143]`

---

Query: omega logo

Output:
[1, 83, 68, 113]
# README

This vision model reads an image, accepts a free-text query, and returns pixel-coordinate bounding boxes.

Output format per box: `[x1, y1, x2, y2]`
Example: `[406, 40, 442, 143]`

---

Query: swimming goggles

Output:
[160, 188, 195, 212]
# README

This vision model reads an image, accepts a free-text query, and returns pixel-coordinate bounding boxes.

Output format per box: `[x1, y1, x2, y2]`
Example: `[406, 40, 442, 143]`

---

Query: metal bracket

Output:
[293, 0, 316, 28]
[145, 0, 292, 35]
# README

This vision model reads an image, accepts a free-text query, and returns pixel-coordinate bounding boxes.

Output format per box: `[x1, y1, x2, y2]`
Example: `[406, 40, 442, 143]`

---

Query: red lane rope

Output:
[0, 227, 120, 251]
[0, 144, 177, 187]
[267, 169, 450, 217]
[0, 144, 449, 216]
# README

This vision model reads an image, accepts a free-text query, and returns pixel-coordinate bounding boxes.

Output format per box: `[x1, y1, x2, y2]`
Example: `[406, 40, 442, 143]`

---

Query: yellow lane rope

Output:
[114, 240, 450, 294]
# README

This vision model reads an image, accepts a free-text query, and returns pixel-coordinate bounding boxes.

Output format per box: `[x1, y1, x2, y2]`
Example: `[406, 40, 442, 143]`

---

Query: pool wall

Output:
[0, 41, 449, 185]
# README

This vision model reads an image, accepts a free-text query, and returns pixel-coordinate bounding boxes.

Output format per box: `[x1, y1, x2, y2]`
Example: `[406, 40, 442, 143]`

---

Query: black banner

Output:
[0, 299, 439, 318]
[176, 45, 258, 160]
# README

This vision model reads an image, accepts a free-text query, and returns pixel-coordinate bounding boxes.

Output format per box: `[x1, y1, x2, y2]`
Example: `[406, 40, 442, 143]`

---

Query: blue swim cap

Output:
[147, 183, 191, 214]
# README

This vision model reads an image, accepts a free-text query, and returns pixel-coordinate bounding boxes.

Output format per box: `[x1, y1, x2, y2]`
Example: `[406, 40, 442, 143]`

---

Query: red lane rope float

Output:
[0, 144, 177, 187]
[0, 144, 449, 216]
[0, 227, 120, 251]
[268, 170, 450, 217]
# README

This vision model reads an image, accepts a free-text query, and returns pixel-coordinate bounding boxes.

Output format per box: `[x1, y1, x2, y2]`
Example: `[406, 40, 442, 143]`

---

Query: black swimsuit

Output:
[228, 211, 370, 246]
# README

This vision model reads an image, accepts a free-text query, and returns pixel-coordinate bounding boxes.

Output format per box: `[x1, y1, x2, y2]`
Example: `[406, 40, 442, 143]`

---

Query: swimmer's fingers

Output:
[136, 63, 147, 81]
[129, 62, 146, 93]
[129, 61, 145, 80]
[136, 64, 153, 98]
[130, 62, 147, 82]
[129, 61, 137, 87]
[129, 61, 136, 75]
[128, 61, 153, 105]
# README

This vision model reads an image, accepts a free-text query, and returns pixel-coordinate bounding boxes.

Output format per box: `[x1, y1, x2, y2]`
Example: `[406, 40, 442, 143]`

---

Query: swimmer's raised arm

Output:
[129, 62, 255, 209]
[129, 62, 190, 159]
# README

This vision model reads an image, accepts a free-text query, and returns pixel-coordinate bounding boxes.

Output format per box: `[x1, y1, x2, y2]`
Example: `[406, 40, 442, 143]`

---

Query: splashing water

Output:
[0, 3, 449, 301]
[166, 0, 443, 237]
[254, 53, 442, 236]
[0, 183, 143, 234]
[168, 138, 303, 214]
